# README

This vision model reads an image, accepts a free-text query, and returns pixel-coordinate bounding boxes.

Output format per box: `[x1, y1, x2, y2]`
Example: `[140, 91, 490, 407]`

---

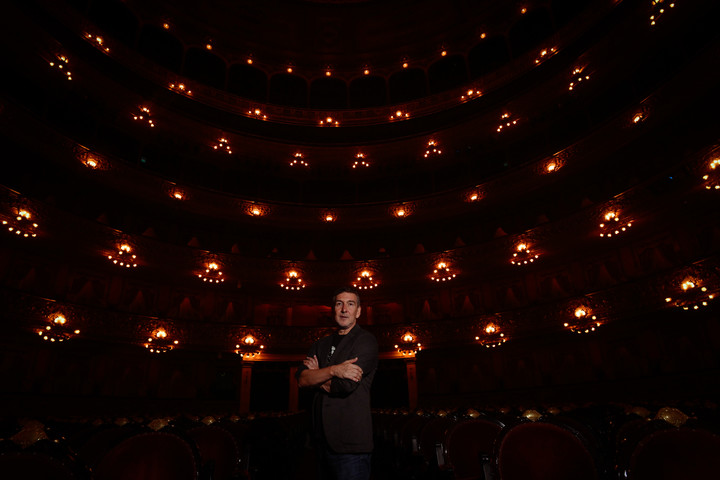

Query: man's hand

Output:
[329, 357, 363, 382]
[303, 355, 319, 370]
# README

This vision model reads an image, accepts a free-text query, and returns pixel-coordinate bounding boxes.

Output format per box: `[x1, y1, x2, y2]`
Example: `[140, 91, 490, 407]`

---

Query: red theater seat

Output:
[630, 428, 720, 480]
[94, 432, 198, 480]
[0, 451, 77, 480]
[497, 421, 598, 480]
[443, 418, 503, 480]
[188, 425, 240, 480]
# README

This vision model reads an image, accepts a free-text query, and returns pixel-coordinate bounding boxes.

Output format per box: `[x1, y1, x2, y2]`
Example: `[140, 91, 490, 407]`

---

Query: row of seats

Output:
[372, 403, 720, 480]
[0, 412, 309, 480]
[2, 404, 719, 479]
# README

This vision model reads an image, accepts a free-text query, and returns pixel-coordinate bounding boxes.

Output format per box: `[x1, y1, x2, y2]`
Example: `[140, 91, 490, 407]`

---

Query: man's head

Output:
[332, 287, 361, 334]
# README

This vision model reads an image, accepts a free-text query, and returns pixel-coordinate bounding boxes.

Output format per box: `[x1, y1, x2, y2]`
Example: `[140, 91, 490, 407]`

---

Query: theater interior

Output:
[1, 0, 719, 478]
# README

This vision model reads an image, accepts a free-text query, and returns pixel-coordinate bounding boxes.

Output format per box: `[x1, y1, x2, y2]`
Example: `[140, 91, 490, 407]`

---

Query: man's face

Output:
[334, 291, 361, 333]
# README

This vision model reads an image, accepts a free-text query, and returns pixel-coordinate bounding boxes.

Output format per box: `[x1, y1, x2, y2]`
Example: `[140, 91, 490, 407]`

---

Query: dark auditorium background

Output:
[1, 0, 719, 479]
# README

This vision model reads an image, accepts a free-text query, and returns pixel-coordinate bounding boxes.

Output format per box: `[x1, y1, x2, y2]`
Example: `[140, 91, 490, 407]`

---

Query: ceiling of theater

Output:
[1, 0, 718, 354]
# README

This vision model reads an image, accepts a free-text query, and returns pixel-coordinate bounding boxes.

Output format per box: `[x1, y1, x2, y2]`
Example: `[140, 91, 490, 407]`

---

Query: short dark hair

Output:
[332, 287, 361, 306]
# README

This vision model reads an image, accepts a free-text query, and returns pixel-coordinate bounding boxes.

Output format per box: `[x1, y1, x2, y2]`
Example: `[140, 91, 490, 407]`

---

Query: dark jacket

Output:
[298, 324, 378, 453]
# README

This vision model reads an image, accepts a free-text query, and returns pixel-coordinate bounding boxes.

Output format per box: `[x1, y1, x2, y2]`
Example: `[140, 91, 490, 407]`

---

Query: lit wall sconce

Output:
[496, 112, 519, 133]
[281, 270, 306, 290]
[352, 152, 370, 169]
[198, 262, 225, 284]
[631, 106, 650, 125]
[79, 152, 102, 169]
[169, 187, 186, 201]
[510, 243, 539, 265]
[475, 321, 507, 348]
[108, 244, 138, 268]
[131, 106, 155, 127]
[534, 46, 557, 65]
[563, 306, 601, 334]
[169, 82, 193, 96]
[48, 54, 72, 80]
[319, 116, 340, 127]
[460, 88, 482, 101]
[213, 138, 233, 154]
[540, 155, 566, 174]
[650, 0, 676, 26]
[389, 109, 410, 121]
[37, 313, 80, 343]
[244, 202, 268, 217]
[290, 152, 309, 167]
[353, 270, 378, 290]
[568, 66, 590, 91]
[235, 333, 265, 359]
[599, 211, 633, 238]
[322, 210, 337, 223]
[430, 261, 456, 282]
[247, 108, 267, 120]
[423, 139, 442, 159]
[84, 32, 110, 52]
[3, 209, 39, 238]
[465, 187, 483, 202]
[145, 327, 178, 353]
[665, 278, 716, 311]
[392, 203, 413, 218]
[395, 331, 422, 357]
[702, 158, 719, 190]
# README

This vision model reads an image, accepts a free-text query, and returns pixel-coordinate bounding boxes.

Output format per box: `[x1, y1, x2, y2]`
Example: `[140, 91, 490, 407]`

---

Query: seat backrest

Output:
[188, 425, 240, 480]
[630, 428, 720, 480]
[497, 421, 598, 480]
[94, 432, 197, 480]
[74, 426, 136, 469]
[444, 418, 502, 480]
[0, 451, 76, 480]
[418, 417, 455, 465]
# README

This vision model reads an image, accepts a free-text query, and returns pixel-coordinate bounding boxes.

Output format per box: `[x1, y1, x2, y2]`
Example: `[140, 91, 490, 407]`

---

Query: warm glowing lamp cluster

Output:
[534, 46, 557, 65]
[169, 82, 192, 96]
[497, 113, 519, 133]
[395, 332, 422, 357]
[290, 152, 309, 167]
[281, 270, 306, 290]
[353, 153, 370, 169]
[423, 140, 442, 159]
[353, 270, 378, 290]
[389, 110, 410, 121]
[430, 262, 456, 282]
[84, 33, 110, 52]
[213, 138, 233, 155]
[145, 328, 178, 353]
[37, 314, 80, 343]
[665, 279, 716, 311]
[198, 262, 225, 284]
[247, 108, 267, 120]
[475, 322, 507, 348]
[108, 244, 138, 268]
[132, 106, 155, 127]
[568, 67, 590, 91]
[511, 243, 539, 265]
[563, 307, 601, 334]
[599, 211, 633, 238]
[650, 0, 676, 26]
[3, 210, 38, 238]
[235, 334, 265, 359]
[703, 158, 720, 190]
[48, 54, 72, 80]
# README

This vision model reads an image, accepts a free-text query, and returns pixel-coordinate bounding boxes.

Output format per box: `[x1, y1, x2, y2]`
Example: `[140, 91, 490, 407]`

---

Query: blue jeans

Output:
[322, 449, 372, 480]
